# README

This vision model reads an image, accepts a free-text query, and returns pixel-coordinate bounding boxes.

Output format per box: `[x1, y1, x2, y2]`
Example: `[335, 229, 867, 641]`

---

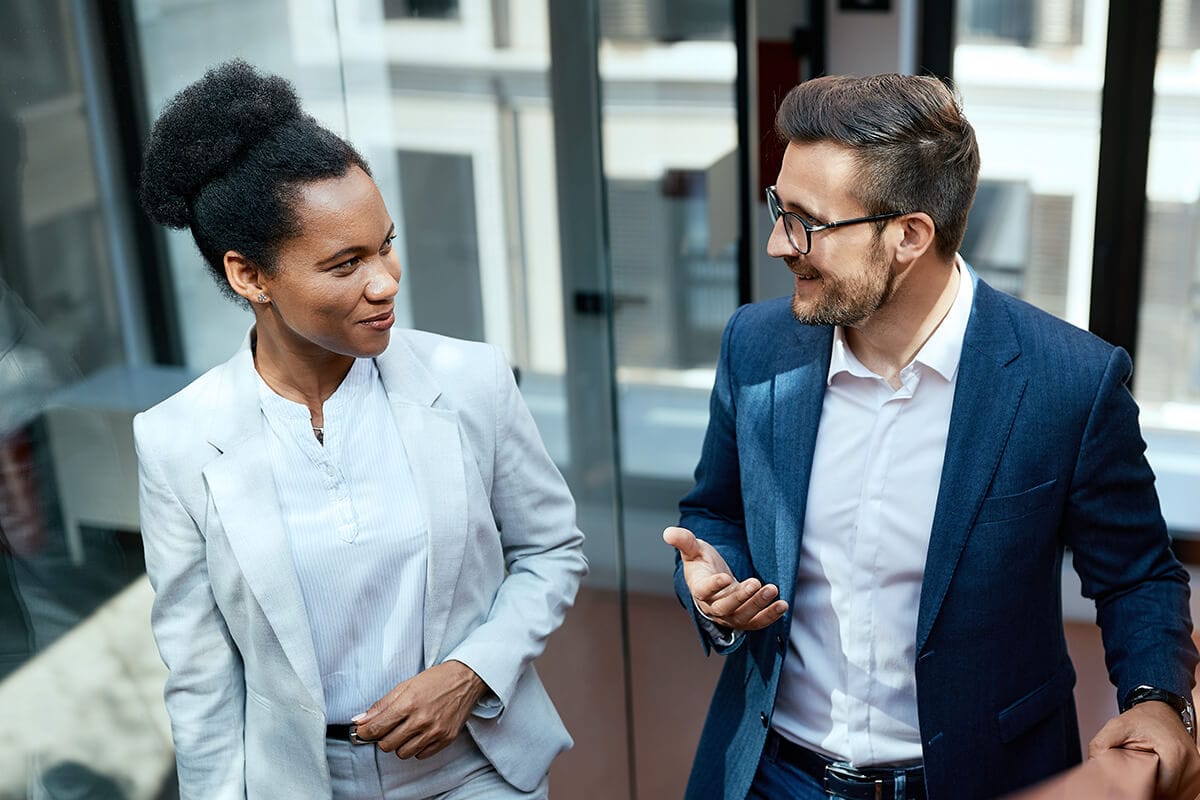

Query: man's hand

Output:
[663, 526, 787, 631]
[353, 660, 489, 759]
[1088, 700, 1200, 799]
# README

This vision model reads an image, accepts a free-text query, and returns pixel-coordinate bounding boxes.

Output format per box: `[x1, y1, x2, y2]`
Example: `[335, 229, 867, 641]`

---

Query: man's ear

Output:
[893, 212, 937, 267]
[224, 251, 268, 305]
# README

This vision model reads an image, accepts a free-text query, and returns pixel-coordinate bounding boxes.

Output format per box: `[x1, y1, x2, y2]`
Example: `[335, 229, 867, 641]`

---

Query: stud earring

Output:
[257, 293, 268, 303]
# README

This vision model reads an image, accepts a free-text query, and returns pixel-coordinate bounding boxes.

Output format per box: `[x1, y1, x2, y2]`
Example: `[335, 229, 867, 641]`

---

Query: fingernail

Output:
[352, 712, 366, 722]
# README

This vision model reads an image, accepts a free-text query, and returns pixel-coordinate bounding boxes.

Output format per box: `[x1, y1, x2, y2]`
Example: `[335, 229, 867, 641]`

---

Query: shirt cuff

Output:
[695, 604, 741, 648]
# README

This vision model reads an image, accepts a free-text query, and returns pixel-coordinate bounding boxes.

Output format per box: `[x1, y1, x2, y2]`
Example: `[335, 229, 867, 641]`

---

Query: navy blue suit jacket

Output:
[675, 276, 1197, 800]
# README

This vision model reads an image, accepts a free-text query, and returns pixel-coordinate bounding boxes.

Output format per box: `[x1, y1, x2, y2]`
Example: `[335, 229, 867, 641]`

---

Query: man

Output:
[664, 74, 1200, 800]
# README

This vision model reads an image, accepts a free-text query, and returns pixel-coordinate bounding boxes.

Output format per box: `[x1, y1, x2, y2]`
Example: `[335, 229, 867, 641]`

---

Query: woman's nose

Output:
[365, 264, 399, 299]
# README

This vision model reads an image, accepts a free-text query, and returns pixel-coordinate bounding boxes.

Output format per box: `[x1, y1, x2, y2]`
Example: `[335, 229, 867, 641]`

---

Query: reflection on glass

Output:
[1, 2, 171, 795]
[384, 0, 460, 19]
[1134, 0, 1200, 548]
[958, 0, 1085, 47]
[346, 3, 631, 797]
[598, 3, 738, 797]
[134, 0, 353, 371]
[954, 0, 1108, 326]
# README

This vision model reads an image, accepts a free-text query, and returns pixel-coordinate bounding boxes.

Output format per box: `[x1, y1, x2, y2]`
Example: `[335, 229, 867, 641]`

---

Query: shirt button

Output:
[325, 465, 335, 477]
[760, 712, 769, 728]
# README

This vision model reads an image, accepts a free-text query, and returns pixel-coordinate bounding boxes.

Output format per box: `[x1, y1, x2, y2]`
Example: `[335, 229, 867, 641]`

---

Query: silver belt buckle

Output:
[825, 763, 886, 800]
[348, 724, 376, 746]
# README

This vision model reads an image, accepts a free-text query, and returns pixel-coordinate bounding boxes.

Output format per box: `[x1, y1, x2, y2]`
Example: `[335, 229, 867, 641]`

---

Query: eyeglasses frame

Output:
[766, 185, 912, 255]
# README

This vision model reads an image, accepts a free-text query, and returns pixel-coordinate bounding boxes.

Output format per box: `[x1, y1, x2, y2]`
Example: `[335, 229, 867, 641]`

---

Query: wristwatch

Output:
[1122, 684, 1197, 741]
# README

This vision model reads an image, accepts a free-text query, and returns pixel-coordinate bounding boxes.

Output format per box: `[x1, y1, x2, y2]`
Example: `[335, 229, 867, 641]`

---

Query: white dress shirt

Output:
[771, 265, 974, 766]
[258, 356, 428, 724]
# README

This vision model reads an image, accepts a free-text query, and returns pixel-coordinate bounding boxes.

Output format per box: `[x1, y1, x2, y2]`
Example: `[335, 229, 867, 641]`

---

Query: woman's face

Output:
[257, 166, 401, 359]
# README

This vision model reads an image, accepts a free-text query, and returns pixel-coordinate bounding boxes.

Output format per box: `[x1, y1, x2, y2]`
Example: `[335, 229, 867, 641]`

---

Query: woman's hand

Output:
[353, 660, 489, 759]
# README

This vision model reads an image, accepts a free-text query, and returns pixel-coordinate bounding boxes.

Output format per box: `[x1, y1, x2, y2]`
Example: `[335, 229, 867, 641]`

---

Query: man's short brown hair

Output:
[775, 74, 981, 259]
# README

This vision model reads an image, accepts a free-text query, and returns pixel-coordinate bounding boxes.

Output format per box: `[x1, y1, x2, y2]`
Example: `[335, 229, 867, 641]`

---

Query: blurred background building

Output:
[0, 0, 1197, 797]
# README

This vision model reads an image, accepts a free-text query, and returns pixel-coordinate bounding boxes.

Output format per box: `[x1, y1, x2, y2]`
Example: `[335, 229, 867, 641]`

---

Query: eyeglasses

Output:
[766, 185, 910, 255]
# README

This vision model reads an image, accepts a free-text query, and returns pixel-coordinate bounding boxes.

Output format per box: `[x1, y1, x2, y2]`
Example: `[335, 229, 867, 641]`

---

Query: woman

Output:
[135, 60, 586, 799]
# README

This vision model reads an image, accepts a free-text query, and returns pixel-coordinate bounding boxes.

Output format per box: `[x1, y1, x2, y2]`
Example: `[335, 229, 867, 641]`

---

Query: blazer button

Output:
[776, 634, 786, 651]
[760, 712, 769, 728]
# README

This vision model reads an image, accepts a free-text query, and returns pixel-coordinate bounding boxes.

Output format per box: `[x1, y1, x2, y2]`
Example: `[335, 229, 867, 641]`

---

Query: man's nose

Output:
[766, 218, 797, 259]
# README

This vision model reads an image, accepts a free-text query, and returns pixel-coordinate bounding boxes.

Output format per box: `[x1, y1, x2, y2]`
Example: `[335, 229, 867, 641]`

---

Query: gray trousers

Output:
[327, 730, 549, 799]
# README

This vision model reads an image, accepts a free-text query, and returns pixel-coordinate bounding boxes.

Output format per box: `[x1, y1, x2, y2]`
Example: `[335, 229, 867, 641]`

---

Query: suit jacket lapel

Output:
[916, 280, 1026, 654]
[376, 335, 468, 667]
[203, 344, 325, 711]
[770, 326, 832, 603]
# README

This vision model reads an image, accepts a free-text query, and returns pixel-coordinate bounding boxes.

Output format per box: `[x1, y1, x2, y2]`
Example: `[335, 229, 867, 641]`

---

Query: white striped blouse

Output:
[257, 356, 427, 723]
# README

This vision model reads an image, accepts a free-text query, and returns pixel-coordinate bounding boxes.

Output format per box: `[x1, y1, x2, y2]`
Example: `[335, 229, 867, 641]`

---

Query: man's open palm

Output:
[663, 526, 788, 631]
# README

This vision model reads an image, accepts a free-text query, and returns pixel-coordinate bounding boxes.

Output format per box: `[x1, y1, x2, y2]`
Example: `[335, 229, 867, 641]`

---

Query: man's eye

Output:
[335, 257, 363, 271]
[381, 234, 397, 253]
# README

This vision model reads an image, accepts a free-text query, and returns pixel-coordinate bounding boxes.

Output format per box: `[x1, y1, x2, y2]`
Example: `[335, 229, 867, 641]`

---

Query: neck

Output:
[844, 255, 960, 388]
[252, 326, 354, 423]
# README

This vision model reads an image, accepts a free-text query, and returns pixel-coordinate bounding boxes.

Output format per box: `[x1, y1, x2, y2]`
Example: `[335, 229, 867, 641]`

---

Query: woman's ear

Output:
[224, 252, 269, 305]
[893, 212, 937, 267]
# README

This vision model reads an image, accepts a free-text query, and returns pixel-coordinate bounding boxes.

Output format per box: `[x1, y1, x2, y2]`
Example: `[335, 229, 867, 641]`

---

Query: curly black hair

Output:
[139, 59, 371, 300]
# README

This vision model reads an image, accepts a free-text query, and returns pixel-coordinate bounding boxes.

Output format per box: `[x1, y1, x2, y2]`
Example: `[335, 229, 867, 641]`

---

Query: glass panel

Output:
[954, 0, 1121, 746]
[1134, 0, 1200, 555]
[597, 1, 739, 796]
[130, 0, 628, 792]
[383, 0, 460, 19]
[133, 0, 353, 372]
[959, 0, 1086, 46]
[338, 1, 629, 796]
[953, 0, 1109, 327]
[0, 1, 162, 795]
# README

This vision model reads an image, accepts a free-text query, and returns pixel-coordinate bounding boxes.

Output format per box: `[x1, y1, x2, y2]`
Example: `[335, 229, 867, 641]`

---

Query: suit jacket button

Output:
[776, 634, 785, 651]
[760, 712, 769, 728]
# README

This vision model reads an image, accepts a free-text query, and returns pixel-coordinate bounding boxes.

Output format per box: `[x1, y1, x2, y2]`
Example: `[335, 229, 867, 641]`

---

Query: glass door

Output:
[595, 2, 741, 797]
[335, 1, 632, 796]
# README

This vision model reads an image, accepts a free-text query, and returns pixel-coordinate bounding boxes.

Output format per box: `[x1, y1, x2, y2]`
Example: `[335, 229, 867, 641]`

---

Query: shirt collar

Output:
[827, 255, 974, 385]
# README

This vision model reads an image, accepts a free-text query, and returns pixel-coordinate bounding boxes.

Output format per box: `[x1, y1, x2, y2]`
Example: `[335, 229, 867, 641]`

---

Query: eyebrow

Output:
[775, 189, 822, 222]
[318, 223, 396, 266]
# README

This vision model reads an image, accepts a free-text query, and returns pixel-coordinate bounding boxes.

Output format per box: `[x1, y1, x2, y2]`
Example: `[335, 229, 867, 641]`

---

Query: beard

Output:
[790, 234, 895, 326]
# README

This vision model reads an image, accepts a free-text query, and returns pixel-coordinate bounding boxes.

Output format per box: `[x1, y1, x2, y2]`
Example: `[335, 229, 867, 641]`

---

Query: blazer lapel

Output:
[202, 344, 325, 711]
[916, 280, 1026, 654]
[770, 326, 832, 603]
[376, 335, 468, 667]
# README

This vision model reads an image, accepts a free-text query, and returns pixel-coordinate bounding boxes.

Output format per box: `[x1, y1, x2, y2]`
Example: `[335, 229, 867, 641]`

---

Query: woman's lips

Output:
[359, 311, 395, 330]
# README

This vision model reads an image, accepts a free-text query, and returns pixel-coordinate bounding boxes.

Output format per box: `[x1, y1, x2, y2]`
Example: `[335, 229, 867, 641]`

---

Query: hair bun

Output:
[140, 59, 302, 228]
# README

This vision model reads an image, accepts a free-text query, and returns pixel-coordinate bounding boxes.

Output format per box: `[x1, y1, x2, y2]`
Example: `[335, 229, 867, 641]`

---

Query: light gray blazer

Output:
[134, 328, 587, 799]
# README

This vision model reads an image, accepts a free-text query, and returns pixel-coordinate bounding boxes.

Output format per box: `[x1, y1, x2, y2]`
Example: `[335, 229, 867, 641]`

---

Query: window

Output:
[958, 0, 1086, 47]
[383, 0, 460, 20]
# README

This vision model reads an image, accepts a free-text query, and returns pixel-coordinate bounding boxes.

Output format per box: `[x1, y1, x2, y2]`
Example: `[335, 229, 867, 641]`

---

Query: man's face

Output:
[767, 141, 896, 327]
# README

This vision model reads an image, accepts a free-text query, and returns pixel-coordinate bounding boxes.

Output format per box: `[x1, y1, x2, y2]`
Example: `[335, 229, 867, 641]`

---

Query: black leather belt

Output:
[325, 723, 377, 745]
[768, 731, 926, 800]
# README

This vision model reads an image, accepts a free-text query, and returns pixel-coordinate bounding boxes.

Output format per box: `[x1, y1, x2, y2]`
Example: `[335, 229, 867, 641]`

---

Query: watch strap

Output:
[1122, 684, 1196, 741]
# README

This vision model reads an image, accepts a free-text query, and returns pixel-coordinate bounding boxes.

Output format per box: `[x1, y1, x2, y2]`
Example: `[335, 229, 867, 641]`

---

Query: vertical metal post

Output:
[89, 0, 184, 366]
[918, 0, 956, 79]
[1088, 0, 1162, 362]
[71, 0, 153, 366]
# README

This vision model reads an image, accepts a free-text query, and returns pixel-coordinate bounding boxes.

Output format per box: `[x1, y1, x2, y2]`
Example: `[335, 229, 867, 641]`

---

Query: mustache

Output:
[787, 258, 820, 279]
